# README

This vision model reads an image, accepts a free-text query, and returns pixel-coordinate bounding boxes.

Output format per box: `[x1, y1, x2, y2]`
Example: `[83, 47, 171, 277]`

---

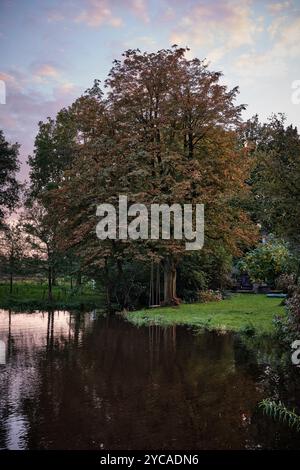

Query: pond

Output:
[0, 309, 299, 450]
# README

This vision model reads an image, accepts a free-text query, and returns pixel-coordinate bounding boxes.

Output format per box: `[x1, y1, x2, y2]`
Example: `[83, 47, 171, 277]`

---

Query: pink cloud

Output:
[75, 0, 123, 28]
[0, 70, 80, 182]
[0, 72, 23, 91]
[170, 0, 261, 62]
[124, 0, 150, 23]
[267, 1, 292, 13]
[233, 14, 300, 81]
[33, 64, 60, 79]
[46, 10, 65, 23]
[47, 0, 150, 28]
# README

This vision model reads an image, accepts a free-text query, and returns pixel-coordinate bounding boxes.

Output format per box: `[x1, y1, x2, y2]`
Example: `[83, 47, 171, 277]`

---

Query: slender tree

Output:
[21, 202, 60, 301]
[0, 223, 25, 293]
[0, 130, 21, 225]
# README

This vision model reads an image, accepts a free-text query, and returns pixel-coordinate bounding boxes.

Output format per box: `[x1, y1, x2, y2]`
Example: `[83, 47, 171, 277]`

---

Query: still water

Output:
[0, 309, 299, 450]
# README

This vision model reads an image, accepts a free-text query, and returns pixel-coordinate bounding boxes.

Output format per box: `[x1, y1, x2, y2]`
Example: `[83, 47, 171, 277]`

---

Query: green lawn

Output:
[0, 281, 105, 310]
[127, 294, 286, 335]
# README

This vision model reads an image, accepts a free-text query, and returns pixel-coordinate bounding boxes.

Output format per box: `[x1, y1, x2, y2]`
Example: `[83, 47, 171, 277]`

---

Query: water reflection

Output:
[0, 309, 299, 450]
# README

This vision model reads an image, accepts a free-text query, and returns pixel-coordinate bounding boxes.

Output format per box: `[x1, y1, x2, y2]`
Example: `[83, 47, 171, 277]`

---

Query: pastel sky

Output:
[0, 0, 300, 181]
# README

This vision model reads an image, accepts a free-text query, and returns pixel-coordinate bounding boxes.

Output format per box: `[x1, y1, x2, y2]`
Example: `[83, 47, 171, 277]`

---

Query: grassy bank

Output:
[0, 281, 105, 310]
[127, 294, 286, 335]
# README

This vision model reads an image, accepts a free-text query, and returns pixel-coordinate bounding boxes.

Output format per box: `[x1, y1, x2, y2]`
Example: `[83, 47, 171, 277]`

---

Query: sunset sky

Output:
[0, 0, 300, 180]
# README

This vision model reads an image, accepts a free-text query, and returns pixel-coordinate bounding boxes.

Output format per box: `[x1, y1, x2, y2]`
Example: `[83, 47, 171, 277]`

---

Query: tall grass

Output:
[0, 281, 105, 310]
[259, 399, 300, 432]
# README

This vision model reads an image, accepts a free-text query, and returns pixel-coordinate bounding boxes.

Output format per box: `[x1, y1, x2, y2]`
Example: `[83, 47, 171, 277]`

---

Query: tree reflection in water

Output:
[0, 309, 299, 450]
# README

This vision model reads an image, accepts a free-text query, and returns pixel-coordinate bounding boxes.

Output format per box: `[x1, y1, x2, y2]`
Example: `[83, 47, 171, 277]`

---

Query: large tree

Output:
[47, 48, 257, 306]
[103, 48, 257, 303]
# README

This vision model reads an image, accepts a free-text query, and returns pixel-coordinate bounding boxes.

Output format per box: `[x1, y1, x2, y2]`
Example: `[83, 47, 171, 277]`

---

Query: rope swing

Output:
[149, 260, 161, 308]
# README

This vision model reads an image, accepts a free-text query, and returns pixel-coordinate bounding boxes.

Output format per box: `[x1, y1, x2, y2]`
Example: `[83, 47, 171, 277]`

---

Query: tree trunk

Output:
[188, 131, 194, 159]
[52, 270, 57, 287]
[116, 258, 125, 308]
[9, 272, 13, 294]
[117, 259, 123, 276]
[76, 271, 82, 287]
[104, 258, 112, 309]
[163, 258, 179, 305]
[48, 266, 53, 301]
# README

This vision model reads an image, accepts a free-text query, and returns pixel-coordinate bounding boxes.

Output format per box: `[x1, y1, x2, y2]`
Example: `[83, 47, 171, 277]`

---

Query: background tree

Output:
[0, 223, 25, 293]
[0, 130, 21, 226]
[239, 113, 300, 285]
[243, 114, 300, 247]
[21, 201, 61, 301]
[27, 109, 78, 198]
[26, 101, 85, 291]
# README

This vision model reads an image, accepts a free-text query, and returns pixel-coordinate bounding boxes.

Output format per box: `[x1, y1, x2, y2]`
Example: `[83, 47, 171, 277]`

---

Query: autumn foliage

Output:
[29, 47, 258, 306]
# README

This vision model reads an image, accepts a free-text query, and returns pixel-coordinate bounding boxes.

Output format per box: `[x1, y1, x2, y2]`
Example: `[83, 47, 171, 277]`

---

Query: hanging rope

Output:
[156, 262, 160, 305]
[149, 260, 154, 307]
[149, 260, 161, 307]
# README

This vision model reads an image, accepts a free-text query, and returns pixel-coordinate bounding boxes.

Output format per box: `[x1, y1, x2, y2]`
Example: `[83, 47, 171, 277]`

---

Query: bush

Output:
[274, 287, 300, 343]
[286, 290, 300, 331]
[177, 254, 208, 301]
[180, 289, 200, 303]
[238, 239, 292, 286]
[198, 289, 222, 303]
[240, 324, 256, 336]
[275, 273, 296, 294]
